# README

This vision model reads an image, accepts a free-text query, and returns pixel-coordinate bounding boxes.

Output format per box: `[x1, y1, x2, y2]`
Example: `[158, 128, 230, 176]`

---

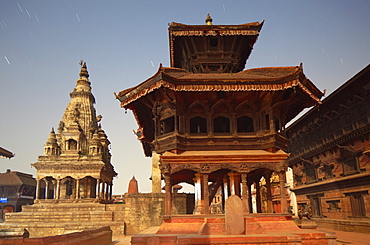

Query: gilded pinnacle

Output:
[79, 61, 89, 78]
[205, 13, 213, 25]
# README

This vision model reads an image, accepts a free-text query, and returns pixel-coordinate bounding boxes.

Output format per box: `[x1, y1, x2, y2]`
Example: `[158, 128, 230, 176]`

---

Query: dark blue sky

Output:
[1, 0, 369, 193]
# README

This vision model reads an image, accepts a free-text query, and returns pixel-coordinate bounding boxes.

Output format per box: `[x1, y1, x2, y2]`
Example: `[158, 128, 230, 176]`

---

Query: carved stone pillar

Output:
[35, 178, 41, 200]
[109, 183, 113, 200]
[101, 182, 105, 200]
[96, 179, 101, 199]
[75, 179, 80, 199]
[164, 174, 172, 216]
[279, 171, 288, 213]
[52, 180, 57, 199]
[44, 179, 50, 199]
[56, 179, 61, 200]
[241, 173, 249, 214]
[203, 173, 209, 215]
[151, 151, 162, 193]
[105, 182, 109, 200]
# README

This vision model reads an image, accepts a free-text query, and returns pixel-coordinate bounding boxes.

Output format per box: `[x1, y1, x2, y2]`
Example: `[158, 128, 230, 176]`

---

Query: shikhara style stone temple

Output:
[116, 15, 335, 244]
[1, 62, 125, 239]
[32, 61, 117, 203]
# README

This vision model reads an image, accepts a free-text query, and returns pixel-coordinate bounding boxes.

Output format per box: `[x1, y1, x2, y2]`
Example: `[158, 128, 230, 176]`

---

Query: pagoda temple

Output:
[117, 15, 323, 216]
[116, 15, 336, 244]
[32, 62, 117, 203]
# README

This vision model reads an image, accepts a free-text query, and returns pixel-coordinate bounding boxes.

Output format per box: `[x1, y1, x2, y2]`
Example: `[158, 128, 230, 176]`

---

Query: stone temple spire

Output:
[57, 60, 99, 154]
[32, 61, 116, 204]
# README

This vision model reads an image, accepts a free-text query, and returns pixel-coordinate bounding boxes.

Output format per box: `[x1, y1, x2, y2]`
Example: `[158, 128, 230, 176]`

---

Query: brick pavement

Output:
[112, 229, 370, 245]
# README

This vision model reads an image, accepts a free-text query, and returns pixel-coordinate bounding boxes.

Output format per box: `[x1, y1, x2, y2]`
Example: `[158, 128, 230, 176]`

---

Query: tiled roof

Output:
[0, 172, 36, 186]
[0, 147, 14, 159]
[117, 65, 323, 107]
[164, 66, 299, 81]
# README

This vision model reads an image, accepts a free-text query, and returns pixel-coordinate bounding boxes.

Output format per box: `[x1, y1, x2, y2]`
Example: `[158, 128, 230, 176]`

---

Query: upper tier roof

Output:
[168, 21, 264, 73]
[116, 64, 323, 108]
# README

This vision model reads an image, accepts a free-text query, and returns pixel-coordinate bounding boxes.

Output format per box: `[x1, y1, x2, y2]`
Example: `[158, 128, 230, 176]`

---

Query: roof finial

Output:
[205, 13, 213, 25]
[79, 60, 89, 78]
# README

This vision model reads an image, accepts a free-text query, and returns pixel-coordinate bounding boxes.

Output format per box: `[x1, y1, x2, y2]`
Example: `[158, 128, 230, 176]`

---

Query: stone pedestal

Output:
[296, 218, 318, 229]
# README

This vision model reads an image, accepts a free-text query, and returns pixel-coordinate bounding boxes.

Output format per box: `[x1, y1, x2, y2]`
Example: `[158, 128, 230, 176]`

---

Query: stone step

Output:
[201, 223, 226, 235]
[0, 221, 125, 238]
[22, 203, 107, 212]
[4, 211, 114, 223]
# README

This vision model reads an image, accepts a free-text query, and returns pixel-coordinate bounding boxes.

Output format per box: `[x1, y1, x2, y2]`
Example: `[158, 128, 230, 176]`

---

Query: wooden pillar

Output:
[248, 183, 253, 213]
[223, 176, 229, 203]
[164, 175, 172, 216]
[266, 175, 273, 213]
[279, 171, 288, 213]
[241, 173, 249, 214]
[203, 173, 209, 215]
[256, 182, 262, 213]
[193, 174, 202, 214]
[228, 172, 236, 195]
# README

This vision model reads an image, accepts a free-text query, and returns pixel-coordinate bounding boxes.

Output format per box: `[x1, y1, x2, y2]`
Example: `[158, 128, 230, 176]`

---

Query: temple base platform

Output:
[131, 214, 336, 244]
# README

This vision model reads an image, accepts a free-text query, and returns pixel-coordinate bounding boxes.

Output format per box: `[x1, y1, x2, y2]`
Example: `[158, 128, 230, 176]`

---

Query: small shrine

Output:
[32, 61, 117, 203]
[116, 15, 336, 244]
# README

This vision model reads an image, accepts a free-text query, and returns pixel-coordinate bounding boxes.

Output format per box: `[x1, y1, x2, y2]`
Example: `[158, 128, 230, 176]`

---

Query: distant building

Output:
[0, 147, 14, 159]
[0, 170, 36, 221]
[287, 64, 370, 232]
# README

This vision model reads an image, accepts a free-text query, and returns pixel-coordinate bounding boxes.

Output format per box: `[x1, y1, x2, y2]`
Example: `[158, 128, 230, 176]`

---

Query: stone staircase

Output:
[1, 203, 125, 238]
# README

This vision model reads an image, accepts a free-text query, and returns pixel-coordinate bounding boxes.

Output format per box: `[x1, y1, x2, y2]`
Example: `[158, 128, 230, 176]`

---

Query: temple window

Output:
[305, 164, 317, 184]
[161, 116, 175, 134]
[213, 116, 230, 133]
[308, 194, 323, 217]
[190, 116, 207, 133]
[66, 139, 77, 150]
[237, 116, 254, 133]
[345, 191, 367, 217]
[326, 200, 341, 212]
[340, 150, 359, 176]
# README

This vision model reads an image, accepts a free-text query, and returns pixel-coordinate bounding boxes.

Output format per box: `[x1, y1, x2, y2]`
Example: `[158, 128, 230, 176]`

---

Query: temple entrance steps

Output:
[2, 203, 125, 238]
[131, 214, 337, 244]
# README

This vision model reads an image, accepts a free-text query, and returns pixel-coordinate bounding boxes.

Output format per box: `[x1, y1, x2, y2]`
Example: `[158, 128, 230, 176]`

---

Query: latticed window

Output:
[326, 200, 341, 212]
[305, 164, 317, 184]
[161, 116, 175, 134]
[213, 116, 230, 133]
[345, 191, 367, 218]
[237, 116, 254, 132]
[340, 149, 359, 176]
[190, 116, 207, 133]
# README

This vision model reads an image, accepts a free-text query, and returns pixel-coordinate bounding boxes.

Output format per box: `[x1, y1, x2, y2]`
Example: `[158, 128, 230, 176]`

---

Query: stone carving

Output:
[201, 164, 210, 172]
[225, 195, 244, 235]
